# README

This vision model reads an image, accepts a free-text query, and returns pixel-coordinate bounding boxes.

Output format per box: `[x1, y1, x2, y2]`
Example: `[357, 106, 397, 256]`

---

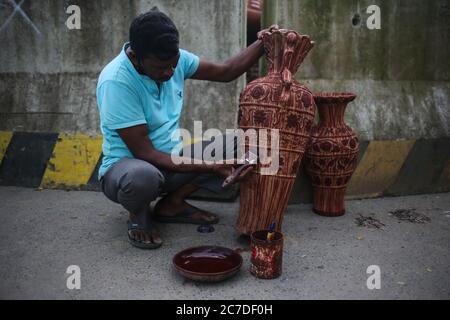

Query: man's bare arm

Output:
[117, 125, 253, 183]
[117, 124, 221, 173]
[190, 39, 265, 83]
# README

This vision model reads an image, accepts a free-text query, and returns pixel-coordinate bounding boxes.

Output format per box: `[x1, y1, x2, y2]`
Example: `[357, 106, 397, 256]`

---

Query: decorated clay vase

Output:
[304, 93, 359, 217]
[236, 27, 315, 235]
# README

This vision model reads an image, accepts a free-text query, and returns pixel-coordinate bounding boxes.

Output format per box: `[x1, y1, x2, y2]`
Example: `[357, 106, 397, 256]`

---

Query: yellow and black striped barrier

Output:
[0, 131, 449, 202]
[0, 131, 102, 190]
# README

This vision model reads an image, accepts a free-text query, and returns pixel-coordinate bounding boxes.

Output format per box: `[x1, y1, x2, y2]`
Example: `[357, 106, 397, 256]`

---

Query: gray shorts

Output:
[100, 135, 238, 215]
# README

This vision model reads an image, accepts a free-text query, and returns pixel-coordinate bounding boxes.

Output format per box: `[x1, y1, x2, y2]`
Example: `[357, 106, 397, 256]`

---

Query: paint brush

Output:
[221, 151, 257, 188]
[267, 221, 276, 241]
[221, 163, 253, 188]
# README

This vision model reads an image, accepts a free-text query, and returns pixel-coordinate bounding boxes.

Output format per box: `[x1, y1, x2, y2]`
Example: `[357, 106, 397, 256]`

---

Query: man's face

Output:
[139, 52, 180, 82]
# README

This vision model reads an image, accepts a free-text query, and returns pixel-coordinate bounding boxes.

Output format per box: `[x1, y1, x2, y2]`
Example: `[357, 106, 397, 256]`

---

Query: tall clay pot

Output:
[236, 28, 315, 235]
[304, 93, 359, 217]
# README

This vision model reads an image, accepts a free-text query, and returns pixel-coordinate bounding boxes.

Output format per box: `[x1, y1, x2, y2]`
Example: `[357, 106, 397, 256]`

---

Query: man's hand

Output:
[214, 163, 254, 187]
[257, 24, 280, 40]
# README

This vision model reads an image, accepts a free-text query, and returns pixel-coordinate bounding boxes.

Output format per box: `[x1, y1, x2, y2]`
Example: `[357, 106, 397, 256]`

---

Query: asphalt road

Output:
[0, 186, 449, 299]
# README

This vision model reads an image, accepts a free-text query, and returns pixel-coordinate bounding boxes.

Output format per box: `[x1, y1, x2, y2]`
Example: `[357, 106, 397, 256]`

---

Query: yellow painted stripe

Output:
[41, 133, 102, 188]
[0, 131, 13, 165]
[346, 140, 415, 198]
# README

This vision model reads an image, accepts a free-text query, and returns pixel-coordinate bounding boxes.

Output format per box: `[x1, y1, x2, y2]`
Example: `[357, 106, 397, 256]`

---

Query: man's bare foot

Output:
[128, 212, 163, 248]
[153, 195, 219, 224]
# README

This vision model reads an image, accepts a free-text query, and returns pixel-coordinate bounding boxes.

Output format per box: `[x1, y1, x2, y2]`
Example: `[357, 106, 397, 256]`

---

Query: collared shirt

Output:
[96, 43, 200, 178]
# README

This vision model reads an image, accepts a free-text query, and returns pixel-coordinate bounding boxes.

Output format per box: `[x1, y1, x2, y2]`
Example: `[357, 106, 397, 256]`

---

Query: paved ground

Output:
[0, 186, 449, 300]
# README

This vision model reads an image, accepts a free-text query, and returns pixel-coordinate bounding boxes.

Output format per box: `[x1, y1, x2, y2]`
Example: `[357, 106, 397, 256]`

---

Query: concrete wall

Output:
[0, 0, 246, 134]
[1, 0, 449, 200]
[262, 0, 450, 141]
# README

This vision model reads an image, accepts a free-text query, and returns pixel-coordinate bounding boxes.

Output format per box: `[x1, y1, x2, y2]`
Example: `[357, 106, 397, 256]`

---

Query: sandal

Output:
[127, 220, 163, 249]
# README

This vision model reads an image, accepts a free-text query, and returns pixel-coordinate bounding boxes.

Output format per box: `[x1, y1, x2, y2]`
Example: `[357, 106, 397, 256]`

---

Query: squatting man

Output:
[97, 10, 276, 248]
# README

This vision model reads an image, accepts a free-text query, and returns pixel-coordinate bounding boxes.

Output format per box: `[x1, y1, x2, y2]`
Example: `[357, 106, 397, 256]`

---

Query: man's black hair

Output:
[129, 10, 179, 61]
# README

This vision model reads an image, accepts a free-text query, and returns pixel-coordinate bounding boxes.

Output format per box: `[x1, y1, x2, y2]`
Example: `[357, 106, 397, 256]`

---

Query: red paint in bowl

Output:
[173, 246, 243, 282]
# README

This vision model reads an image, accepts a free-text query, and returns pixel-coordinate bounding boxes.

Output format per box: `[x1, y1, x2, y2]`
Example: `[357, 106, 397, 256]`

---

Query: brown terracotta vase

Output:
[304, 93, 359, 217]
[235, 28, 315, 235]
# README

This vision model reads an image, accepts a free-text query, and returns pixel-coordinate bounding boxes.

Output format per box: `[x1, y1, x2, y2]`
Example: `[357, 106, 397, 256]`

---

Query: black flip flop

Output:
[153, 206, 220, 225]
[127, 220, 163, 249]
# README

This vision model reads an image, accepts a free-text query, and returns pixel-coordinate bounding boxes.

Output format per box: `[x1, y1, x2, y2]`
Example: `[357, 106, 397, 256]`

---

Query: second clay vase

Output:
[304, 93, 359, 217]
[236, 27, 315, 234]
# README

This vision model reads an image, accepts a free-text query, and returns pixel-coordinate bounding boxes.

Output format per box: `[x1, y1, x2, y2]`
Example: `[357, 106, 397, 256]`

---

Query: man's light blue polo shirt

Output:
[96, 43, 200, 179]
